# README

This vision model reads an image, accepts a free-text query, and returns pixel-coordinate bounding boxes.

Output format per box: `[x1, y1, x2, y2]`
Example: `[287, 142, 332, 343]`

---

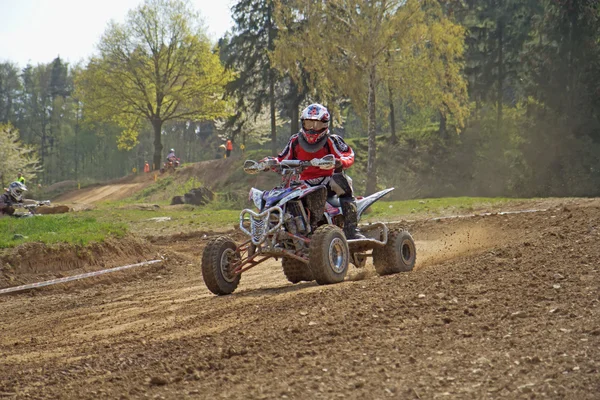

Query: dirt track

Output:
[1, 200, 599, 399]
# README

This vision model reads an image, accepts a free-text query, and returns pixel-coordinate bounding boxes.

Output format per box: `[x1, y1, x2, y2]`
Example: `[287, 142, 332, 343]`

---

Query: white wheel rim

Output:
[328, 237, 347, 274]
[401, 239, 414, 264]
[220, 248, 237, 283]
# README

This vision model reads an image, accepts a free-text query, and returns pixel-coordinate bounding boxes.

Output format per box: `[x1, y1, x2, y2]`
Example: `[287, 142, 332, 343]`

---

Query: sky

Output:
[0, 0, 234, 68]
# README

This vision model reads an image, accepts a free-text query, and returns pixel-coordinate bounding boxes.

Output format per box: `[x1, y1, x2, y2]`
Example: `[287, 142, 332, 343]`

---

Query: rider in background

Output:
[273, 103, 364, 239]
[17, 172, 25, 185]
[0, 181, 27, 217]
[166, 148, 176, 162]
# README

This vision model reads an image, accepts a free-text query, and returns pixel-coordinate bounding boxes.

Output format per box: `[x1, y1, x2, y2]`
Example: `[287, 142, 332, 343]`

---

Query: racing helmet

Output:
[170, 148, 175, 152]
[300, 104, 330, 151]
[8, 181, 27, 202]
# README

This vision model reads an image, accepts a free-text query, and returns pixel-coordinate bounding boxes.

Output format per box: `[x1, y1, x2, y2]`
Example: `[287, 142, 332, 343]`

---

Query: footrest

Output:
[347, 223, 388, 252]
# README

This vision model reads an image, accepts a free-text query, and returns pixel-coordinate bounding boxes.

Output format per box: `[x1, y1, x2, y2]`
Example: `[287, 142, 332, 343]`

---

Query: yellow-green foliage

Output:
[75, 0, 234, 150]
[273, 0, 469, 126]
[0, 123, 42, 187]
[273, 0, 470, 193]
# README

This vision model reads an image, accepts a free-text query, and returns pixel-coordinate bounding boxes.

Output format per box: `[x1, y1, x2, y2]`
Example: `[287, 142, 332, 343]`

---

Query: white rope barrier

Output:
[0, 259, 163, 295]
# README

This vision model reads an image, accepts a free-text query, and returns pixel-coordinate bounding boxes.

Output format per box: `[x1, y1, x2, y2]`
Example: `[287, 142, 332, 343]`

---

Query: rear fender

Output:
[356, 188, 394, 221]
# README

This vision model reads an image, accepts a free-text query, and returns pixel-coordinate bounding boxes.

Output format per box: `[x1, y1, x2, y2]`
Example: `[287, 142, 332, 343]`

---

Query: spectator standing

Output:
[226, 139, 233, 158]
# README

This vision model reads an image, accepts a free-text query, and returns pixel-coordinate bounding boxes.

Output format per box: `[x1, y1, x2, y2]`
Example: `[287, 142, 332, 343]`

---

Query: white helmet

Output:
[299, 103, 330, 152]
[170, 148, 175, 152]
[8, 181, 27, 202]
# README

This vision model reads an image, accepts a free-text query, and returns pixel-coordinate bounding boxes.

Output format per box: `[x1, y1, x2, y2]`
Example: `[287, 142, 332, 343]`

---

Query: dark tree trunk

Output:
[497, 19, 504, 133]
[269, 78, 277, 156]
[439, 111, 447, 138]
[388, 85, 397, 143]
[267, 2, 277, 156]
[152, 118, 163, 171]
[75, 103, 80, 180]
[366, 65, 378, 196]
[290, 98, 300, 136]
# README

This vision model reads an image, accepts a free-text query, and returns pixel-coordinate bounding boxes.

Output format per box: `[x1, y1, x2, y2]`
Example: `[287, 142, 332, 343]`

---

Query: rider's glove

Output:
[334, 158, 343, 172]
[259, 157, 278, 171]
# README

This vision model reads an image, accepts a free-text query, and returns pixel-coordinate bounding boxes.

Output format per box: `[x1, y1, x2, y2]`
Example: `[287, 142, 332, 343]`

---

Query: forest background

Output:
[1, 0, 599, 199]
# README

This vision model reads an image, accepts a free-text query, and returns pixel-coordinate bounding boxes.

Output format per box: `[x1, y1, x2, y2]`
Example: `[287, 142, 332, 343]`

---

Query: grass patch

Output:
[134, 176, 175, 201]
[89, 196, 533, 238]
[1, 196, 536, 248]
[0, 214, 128, 249]
[83, 206, 241, 237]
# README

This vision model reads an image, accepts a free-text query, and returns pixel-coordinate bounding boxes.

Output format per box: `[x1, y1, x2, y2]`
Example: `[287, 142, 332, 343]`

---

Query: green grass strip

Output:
[0, 214, 128, 249]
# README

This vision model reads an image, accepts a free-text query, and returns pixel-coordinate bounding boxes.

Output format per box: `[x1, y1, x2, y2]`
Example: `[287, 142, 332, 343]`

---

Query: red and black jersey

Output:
[277, 134, 355, 180]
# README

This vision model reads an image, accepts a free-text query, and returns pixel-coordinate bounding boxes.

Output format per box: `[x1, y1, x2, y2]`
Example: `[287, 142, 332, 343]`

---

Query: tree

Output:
[224, 0, 282, 155]
[383, 5, 469, 140]
[19, 63, 53, 179]
[215, 107, 284, 147]
[275, 0, 468, 194]
[453, 0, 540, 128]
[525, 0, 600, 125]
[0, 62, 21, 124]
[0, 123, 42, 189]
[76, 0, 232, 169]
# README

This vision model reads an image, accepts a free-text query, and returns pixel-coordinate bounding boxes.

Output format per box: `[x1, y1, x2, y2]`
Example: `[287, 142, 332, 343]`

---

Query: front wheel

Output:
[373, 229, 416, 276]
[309, 225, 349, 285]
[201, 236, 240, 295]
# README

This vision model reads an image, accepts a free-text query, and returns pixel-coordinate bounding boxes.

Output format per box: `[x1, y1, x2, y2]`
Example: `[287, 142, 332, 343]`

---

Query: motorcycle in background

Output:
[161, 157, 181, 173]
[12, 200, 52, 218]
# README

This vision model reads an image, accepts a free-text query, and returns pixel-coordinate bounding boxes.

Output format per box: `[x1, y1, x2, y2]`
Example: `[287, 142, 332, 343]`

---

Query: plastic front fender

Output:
[249, 188, 264, 210]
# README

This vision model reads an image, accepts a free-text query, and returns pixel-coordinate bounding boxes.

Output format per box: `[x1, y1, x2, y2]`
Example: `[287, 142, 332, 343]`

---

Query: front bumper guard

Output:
[239, 206, 284, 246]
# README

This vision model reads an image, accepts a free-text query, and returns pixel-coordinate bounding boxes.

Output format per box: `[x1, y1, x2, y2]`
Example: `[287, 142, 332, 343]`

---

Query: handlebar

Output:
[243, 155, 336, 175]
[15, 200, 51, 209]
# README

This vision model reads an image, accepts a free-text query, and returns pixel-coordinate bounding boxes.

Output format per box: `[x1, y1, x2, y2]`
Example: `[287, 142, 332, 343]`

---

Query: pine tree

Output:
[225, 0, 281, 155]
[0, 62, 21, 124]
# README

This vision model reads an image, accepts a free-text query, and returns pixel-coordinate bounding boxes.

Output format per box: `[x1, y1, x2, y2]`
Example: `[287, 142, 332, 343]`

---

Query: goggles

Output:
[302, 119, 328, 132]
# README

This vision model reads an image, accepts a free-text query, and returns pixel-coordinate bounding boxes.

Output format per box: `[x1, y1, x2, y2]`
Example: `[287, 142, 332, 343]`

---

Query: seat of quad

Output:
[327, 196, 341, 207]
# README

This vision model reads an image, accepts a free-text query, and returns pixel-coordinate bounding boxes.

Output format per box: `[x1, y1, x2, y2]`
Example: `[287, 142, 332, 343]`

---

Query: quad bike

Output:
[201, 155, 416, 295]
[161, 157, 181, 173]
[12, 200, 51, 218]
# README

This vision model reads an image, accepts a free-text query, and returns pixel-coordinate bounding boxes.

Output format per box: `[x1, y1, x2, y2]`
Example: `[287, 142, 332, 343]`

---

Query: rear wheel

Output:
[282, 258, 313, 284]
[309, 225, 349, 285]
[373, 229, 416, 276]
[201, 236, 240, 295]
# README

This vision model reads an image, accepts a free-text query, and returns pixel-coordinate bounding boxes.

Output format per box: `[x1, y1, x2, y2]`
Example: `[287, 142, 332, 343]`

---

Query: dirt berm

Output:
[0, 199, 598, 399]
[0, 237, 164, 291]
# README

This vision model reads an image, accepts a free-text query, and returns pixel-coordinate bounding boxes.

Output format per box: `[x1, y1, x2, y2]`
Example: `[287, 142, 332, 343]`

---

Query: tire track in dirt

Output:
[56, 182, 150, 204]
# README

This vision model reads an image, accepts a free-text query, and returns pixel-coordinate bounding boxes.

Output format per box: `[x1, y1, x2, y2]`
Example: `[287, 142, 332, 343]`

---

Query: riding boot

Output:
[340, 197, 365, 240]
[305, 186, 327, 230]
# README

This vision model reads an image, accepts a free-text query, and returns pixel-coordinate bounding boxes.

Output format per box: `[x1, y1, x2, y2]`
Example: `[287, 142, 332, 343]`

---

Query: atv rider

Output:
[270, 103, 364, 239]
[0, 181, 27, 217]
[166, 148, 176, 163]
